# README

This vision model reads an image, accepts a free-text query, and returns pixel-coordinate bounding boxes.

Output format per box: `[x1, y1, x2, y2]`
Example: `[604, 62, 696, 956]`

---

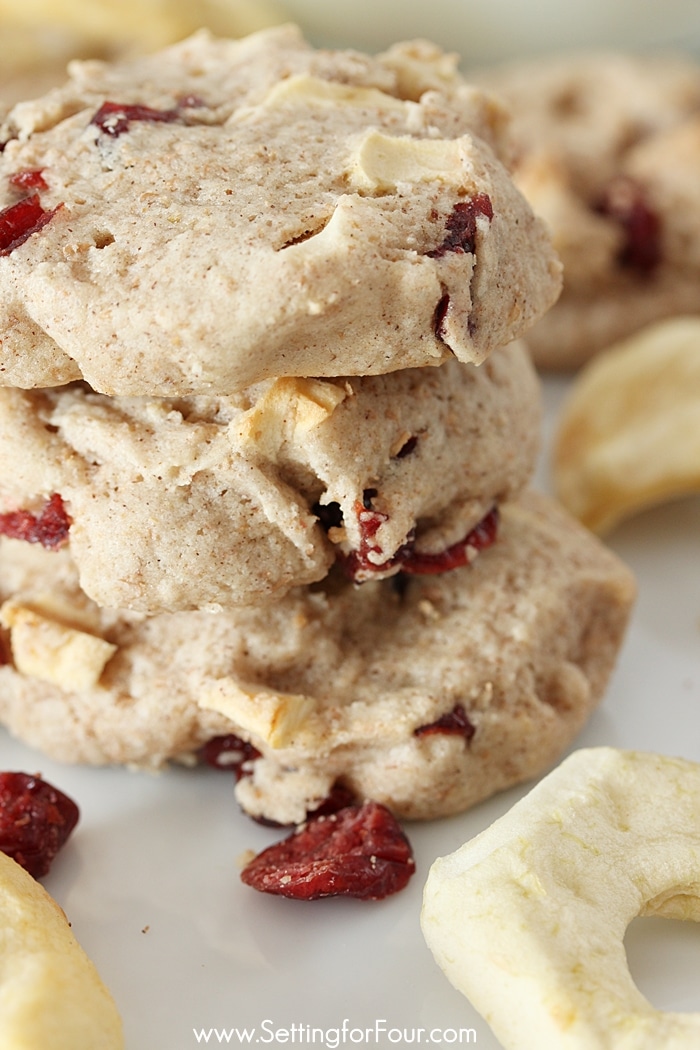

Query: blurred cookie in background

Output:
[476, 51, 700, 369]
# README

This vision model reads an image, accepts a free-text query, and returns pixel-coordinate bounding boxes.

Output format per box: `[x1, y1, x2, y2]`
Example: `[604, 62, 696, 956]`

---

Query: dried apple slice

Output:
[553, 316, 700, 533]
[0, 849, 123, 1048]
[0, 0, 284, 53]
[422, 747, 700, 1050]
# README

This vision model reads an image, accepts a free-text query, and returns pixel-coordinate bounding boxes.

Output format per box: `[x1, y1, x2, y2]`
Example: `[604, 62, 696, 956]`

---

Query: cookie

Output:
[0, 491, 636, 824]
[0, 341, 540, 613]
[476, 52, 700, 368]
[0, 25, 561, 395]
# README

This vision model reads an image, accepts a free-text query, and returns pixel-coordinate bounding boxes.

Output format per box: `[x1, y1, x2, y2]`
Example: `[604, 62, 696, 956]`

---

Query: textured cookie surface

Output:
[0, 492, 635, 824]
[0, 25, 561, 394]
[0, 341, 540, 613]
[477, 52, 700, 368]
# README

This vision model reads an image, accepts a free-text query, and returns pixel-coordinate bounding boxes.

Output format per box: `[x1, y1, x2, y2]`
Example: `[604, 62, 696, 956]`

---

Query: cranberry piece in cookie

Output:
[240, 801, 415, 901]
[199, 733, 262, 780]
[0, 772, 80, 878]
[90, 100, 183, 137]
[415, 704, 476, 745]
[596, 175, 661, 275]
[0, 194, 60, 256]
[0, 493, 71, 549]
[343, 505, 499, 580]
[399, 506, 500, 575]
[427, 194, 494, 258]
[8, 169, 48, 192]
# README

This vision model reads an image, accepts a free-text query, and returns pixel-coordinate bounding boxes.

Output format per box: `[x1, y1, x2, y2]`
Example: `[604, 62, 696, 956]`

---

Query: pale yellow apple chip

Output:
[0, 850, 123, 1048]
[0, 0, 285, 90]
[553, 317, 700, 534]
[0, 0, 285, 50]
[421, 747, 700, 1050]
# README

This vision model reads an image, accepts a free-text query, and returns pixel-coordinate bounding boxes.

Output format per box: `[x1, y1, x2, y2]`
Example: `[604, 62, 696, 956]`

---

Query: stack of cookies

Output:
[0, 26, 635, 825]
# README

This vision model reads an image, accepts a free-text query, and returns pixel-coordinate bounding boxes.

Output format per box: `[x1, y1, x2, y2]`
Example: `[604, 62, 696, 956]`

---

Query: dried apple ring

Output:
[553, 316, 700, 534]
[0, 850, 123, 1048]
[0, 0, 284, 55]
[422, 748, 700, 1050]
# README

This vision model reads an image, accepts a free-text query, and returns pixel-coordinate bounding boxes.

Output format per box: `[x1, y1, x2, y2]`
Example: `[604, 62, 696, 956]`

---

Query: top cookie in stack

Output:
[0, 24, 560, 395]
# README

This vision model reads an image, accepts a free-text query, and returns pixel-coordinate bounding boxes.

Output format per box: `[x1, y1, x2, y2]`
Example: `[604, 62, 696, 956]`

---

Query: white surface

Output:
[280, 0, 700, 64]
[0, 375, 699, 1050]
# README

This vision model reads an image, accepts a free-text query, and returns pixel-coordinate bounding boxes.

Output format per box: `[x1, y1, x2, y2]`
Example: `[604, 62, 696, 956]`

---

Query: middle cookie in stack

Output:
[0, 27, 635, 825]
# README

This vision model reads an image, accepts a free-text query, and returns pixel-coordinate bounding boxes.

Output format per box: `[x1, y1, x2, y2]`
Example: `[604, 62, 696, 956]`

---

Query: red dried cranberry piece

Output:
[307, 782, 357, 819]
[595, 175, 661, 275]
[0, 493, 71, 549]
[9, 169, 48, 192]
[90, 100, 183, 138]
[0, 772, 79, 878]
[342, 505, 499, 580]
[399, 505, 499, 575]
[0, 194, 60, 256]
[199, 733, 261, 781]
[415, 703, 475, 744]
[339, 511, 396, 577]
[241, 800, 415, 901]
[433, 292, 451, 342]
[427, 194, 493, 258]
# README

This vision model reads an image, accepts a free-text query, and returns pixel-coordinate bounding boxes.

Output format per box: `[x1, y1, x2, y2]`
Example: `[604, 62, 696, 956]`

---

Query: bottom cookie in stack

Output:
[0, 491, 635, 825]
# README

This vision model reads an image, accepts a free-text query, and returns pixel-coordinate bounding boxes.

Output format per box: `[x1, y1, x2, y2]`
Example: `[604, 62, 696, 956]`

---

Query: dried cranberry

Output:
[399, 506, 499, 575]
[90, 100, 183, 138]
[342, 505, 499, 580]
[0, 772, 79, 878]
[0, 493, 71, 549]
[338, 499, 389, 577]
[0, 194, 60, 256]
[595, 175, 661, 275]
[433, 292, 451, 342]
[307, 782, 357, 819]
[415, 703, 475, 744]
[240, 800, 415, 901]
[199, 733, 261, 781]
[9, 169, 48, 192]
[427, 194, 493, 258]
[312, 500, 344, 532]
[356, 502, 389, 551]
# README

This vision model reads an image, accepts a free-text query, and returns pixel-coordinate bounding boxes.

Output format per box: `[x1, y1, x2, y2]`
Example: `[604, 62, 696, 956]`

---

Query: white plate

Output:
[1, 373, 699, 1049]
